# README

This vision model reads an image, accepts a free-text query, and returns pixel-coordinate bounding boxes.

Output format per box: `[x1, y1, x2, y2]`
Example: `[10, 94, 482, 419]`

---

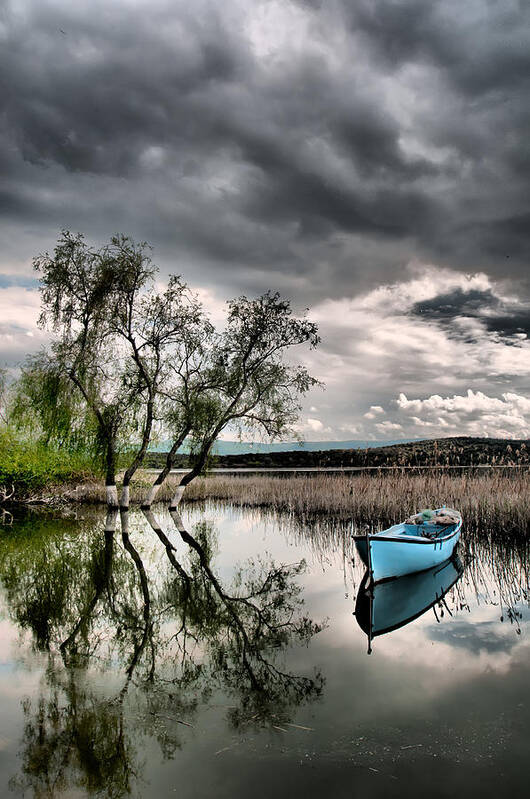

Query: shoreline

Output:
[4, 471, 528, 536]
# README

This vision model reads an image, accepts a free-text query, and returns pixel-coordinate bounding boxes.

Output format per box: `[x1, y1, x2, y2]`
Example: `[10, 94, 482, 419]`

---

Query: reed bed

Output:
[71, 469, 529, 537]
[182, 471, 530, 535]
[47, 472, 530, 618]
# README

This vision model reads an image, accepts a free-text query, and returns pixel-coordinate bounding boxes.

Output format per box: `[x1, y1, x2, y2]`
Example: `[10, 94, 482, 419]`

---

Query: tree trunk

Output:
[105, 439, 118, 508]
[120, 508, 153, 683]
[105, 507, 119, 534]
[141, 426, 190, 509]
[119, 483, 129, 509]
[120, 397, 155, 510]
[60, 510, 116, 657]
[168, 437, 213, 509]
[106, 483, 118, 508]
[168, 508, 261, 691]
[168, 484, 186, 510]
[142, 508, 191, 592]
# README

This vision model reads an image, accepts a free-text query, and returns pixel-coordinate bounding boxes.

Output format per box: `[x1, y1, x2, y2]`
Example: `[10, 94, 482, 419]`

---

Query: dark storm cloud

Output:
[410, 287, 530, 338]
[349, 0, 530, 96]
[341, 0, 530, 272]
[411, 288, 501, 319]
[0, 3, 246, 176]
[0, 0, 529, 301]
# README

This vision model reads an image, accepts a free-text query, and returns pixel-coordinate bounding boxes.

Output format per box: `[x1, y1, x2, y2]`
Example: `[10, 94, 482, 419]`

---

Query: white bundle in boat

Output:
[405, 508, 460, 526]
[433, 510, 460, 525]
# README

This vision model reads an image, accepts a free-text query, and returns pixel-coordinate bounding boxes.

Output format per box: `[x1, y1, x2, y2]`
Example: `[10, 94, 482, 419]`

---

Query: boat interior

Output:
[380, 522, 458, 540]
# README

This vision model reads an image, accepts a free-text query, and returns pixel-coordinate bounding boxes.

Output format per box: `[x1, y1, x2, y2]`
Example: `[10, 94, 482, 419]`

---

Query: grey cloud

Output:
[0, 3, 247, 177]
[349, 0, 530, 97]
[411, 288, 501, 319]
[0, 0, 529, 312]
[410, 287, 530, 339]
[479, 212, 530, 263]
[484, 313, 530, 338]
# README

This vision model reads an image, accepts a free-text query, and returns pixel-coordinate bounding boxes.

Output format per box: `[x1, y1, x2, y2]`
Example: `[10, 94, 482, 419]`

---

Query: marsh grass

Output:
[69, 469, 530, 537]
[459, 529, 529, 632]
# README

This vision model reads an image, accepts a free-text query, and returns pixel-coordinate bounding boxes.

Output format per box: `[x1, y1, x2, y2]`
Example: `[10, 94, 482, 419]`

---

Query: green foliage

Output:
[11, 353, 98, 451]
[31, 231, 218, 491]
[0, 426, 97, 492]
[18, 232, 322, 500]
[0, 367, 7, 424]
[33, 231, 160, 485]
[34, 231, 153, 336]
[213, 290, 321, 441]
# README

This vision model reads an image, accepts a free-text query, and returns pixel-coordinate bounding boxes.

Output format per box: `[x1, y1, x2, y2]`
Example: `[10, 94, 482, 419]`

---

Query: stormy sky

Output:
[1, 0, 529, 440]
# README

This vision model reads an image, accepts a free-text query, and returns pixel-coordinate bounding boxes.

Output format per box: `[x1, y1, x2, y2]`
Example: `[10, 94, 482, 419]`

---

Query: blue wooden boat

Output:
[355, 556, 464, 652]
[353, 508, 462, 584]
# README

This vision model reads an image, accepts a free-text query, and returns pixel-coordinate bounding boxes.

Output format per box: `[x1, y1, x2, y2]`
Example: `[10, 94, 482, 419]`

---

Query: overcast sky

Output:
[1, 0, 529, 440]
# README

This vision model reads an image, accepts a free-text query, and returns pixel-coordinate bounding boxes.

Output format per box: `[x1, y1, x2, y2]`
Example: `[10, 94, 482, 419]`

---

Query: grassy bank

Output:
[71, 470, 529, 534]
[0, 429, 97, 498]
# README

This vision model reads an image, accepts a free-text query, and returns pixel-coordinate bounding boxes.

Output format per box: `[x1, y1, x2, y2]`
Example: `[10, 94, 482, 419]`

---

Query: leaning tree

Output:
[104, 269, 210, 509]
[26, 231, 321, 509]
[32, 231, 208, 508]
[32, 231, 151, 506]
[141, 291, 320, 509]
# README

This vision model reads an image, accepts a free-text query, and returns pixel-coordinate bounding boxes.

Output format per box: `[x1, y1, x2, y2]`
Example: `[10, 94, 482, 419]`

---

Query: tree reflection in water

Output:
[0, 509, 324, 798]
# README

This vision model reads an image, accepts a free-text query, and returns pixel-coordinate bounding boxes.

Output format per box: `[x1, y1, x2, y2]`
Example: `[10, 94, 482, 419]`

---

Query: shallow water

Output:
[0, 503, 528, 798]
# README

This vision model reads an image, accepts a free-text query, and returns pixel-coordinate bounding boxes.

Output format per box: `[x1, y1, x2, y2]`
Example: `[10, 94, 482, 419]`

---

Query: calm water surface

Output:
[0, 503, 528, 798]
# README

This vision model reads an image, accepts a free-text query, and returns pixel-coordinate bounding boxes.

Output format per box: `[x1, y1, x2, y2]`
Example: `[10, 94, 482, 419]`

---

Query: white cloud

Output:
[301, 263, 530, 439]
[193, 285, 229, 328]
[364, 404, 385, 419]
[375, 420, 403, 433]
[0, 286, 46, 367]
[338, 423, 362, 436]
[291, 416, 335, 439]
[2, 262, 529, 443]
[355, 264, 492, 315]
[306, 417, 324, 432]
[396, 390, 530, 439]
[0, 286, 40, 328]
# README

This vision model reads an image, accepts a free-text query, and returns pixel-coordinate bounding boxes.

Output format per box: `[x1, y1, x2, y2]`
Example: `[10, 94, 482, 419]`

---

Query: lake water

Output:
[0, 502, 528, 798]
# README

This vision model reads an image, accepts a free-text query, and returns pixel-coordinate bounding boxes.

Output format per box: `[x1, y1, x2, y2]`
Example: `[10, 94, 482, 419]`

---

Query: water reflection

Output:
[355, 557, 465, 653]
[0, 505, 528, 799]
[278, 510, 528, 641]
[0, 508, 324, 798]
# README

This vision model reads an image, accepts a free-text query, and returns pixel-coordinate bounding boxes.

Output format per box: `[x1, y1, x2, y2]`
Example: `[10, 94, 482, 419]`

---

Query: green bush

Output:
[0, 427, 97, 493]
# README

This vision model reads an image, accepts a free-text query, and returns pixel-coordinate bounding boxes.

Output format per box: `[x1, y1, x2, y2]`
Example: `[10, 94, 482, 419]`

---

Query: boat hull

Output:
[355, 556, 464, 638]
[354, 524, 461, 583]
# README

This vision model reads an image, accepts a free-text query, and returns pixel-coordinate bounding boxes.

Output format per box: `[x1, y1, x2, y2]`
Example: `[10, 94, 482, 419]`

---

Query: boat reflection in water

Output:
[355, 556, 464, 653]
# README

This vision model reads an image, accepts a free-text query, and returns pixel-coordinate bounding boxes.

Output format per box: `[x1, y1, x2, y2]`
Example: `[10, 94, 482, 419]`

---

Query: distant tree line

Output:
[5, 232, 320, 507]
[157, 436, 529, 470]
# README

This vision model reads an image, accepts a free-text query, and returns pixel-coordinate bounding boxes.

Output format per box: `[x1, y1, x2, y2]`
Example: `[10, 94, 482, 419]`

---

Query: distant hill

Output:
[149, 438, 417, 455]
[145, 436, 529, 469]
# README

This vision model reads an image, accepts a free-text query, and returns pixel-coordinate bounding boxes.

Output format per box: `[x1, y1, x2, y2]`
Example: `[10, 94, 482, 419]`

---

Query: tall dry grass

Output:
[72, 470, 529, 535]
